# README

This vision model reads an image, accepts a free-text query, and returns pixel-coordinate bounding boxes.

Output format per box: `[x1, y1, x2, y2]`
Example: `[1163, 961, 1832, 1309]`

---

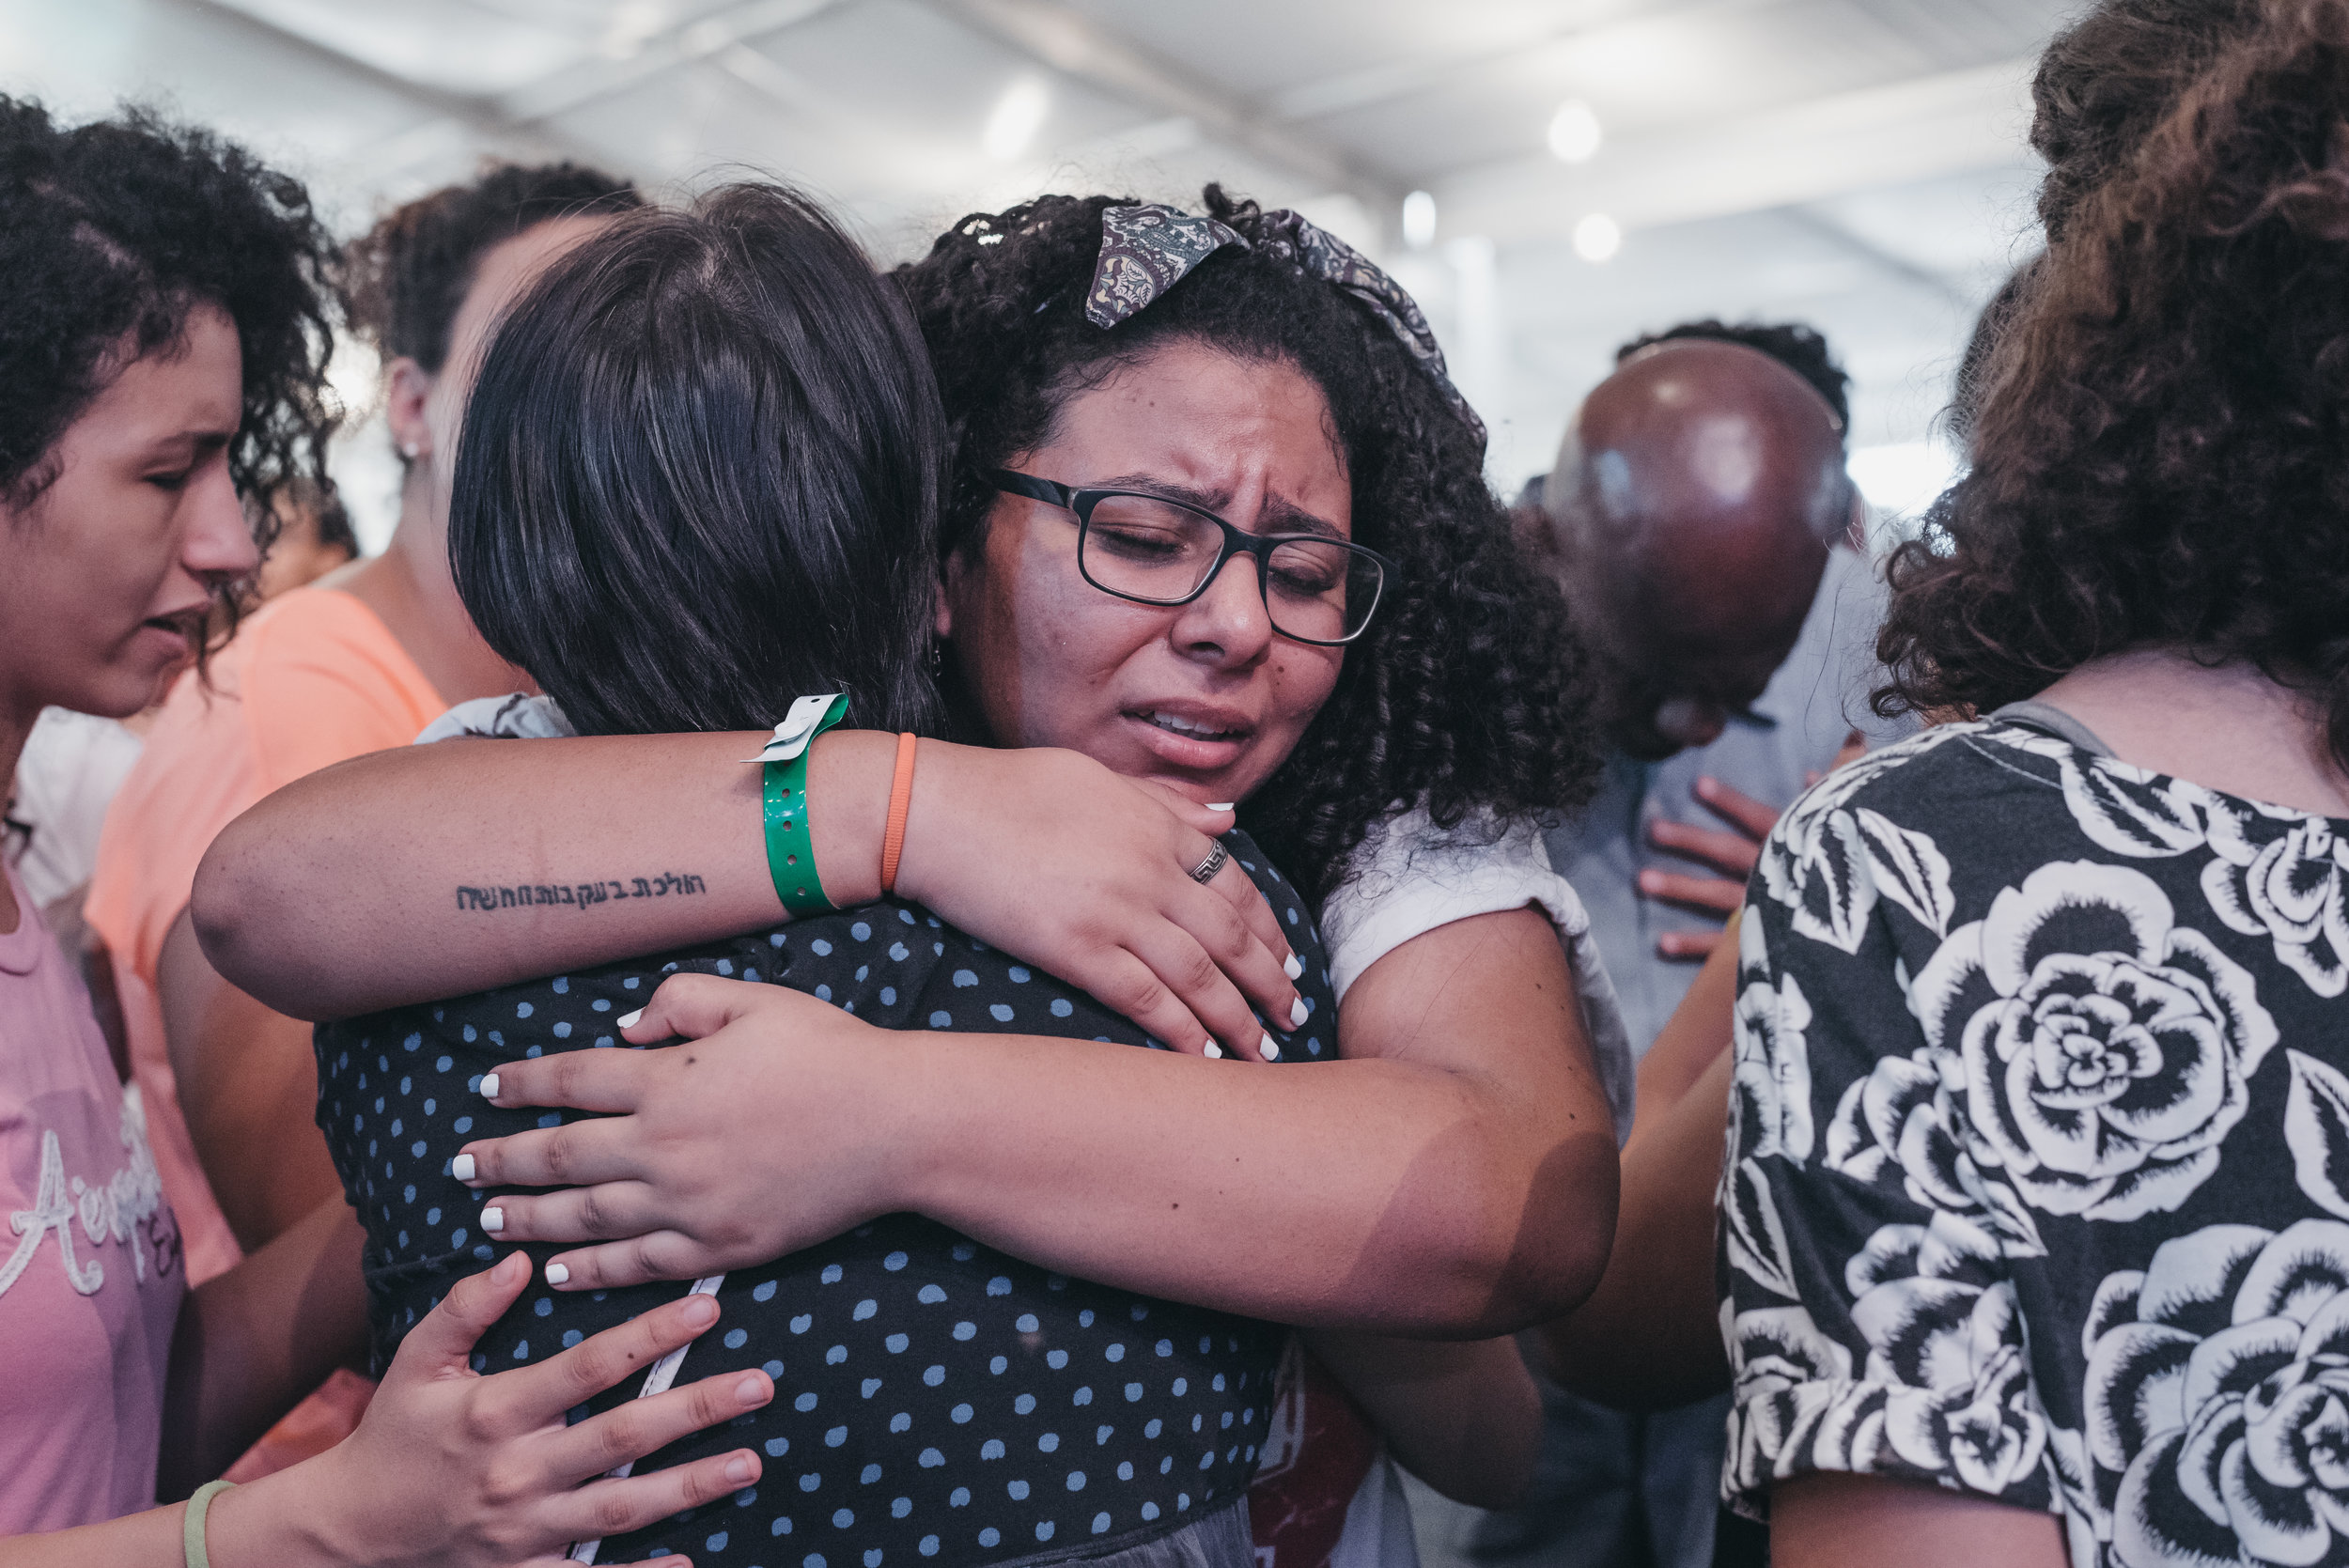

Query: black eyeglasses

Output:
[988, 470, 1395, 646]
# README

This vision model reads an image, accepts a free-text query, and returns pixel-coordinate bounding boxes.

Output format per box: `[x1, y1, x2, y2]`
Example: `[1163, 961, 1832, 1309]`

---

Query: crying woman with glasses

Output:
[196, 185, 1630, 1568]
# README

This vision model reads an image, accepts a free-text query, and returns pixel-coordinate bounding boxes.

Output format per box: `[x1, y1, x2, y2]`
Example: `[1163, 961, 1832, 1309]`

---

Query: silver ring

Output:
[1189, 842, 1230, 885]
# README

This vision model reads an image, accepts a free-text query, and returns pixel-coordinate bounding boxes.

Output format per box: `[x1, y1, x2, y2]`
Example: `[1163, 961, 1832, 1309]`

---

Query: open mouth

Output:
[1135, 709, 1251, 744]
[141, 608, 205, 645]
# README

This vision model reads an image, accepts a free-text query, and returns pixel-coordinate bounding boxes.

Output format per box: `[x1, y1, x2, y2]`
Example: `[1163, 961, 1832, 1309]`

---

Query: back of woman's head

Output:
[449, 182, 947, 738]
[0, 95, 334, 531]
[2031, 0, 2269, 241]
[1881, 0, 2349, 767]
[342, 161, 641, 373]
[895, 186, 1600, 899]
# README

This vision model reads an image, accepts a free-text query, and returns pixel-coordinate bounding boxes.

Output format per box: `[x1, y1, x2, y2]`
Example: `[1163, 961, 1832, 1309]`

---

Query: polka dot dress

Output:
[315, 831, 1334, 1568]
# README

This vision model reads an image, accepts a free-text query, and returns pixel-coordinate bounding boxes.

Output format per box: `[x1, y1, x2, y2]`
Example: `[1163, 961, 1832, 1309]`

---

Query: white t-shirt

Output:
[7, 708, 145, 910]
[1320, 804, 1636, 1138]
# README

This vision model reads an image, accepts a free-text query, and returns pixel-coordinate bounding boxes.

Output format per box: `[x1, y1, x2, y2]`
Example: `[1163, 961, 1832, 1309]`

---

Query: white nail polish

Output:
[1289, 997, 1310, 1028]
[1261, 1033, 1280, 1061]
[1204, 1042, 1223, 1059]
[1283, 954, 1304, 981]
[452, 1153, 476, 1182]
[545, 1262, 570, 1286]
[480, 1072, 501, 1099]
[1206, 802, 1235, 813]
[482, 1206, 505, 1234]
[616, 1008, 644, 1029]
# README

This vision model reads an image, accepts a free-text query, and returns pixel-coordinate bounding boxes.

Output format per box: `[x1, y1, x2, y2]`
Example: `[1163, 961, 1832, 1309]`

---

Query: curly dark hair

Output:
[0, 96, 336, 590]
[1946, 258, 2041, 449]
[2031, 0, 2269, 241]
[1877, 0, 2349, 770]
[894, 186, 1602, 900]
[1616, 318, 1851, 441]
[342, 161, 642, 375]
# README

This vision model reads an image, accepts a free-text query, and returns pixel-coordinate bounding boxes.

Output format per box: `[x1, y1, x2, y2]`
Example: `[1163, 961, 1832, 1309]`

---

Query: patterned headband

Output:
[1084, 202, 1486, 448]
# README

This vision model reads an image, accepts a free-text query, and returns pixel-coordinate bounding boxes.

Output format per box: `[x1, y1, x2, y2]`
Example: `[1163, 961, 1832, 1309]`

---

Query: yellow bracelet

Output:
[183, 1479, 234, 1568]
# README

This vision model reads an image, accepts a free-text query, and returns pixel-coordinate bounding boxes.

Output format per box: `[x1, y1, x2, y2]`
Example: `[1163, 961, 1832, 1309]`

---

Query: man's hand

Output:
[1640, 730, 1866, 960]
[1641, 776, 1781, 959]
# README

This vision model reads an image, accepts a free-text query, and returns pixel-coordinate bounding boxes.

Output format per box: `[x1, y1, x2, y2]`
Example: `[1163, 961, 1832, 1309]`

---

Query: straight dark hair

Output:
[449, 182, 947, 737]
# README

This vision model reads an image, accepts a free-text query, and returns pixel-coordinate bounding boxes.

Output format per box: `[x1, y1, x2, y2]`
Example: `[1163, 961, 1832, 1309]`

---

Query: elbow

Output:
[1364, 1128, 1617, 1339]
[1470, 1128, 1621, 1337]
[190, 815, 321, 1020]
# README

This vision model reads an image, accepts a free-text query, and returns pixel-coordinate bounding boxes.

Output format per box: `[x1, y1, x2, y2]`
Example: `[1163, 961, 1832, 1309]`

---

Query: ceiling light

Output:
[1547, 101, 1602, 163]
[1402, 190, 1438, 249]
[1573, 213, 1622, 263]
[983, 78, 1052, 161]
[598, 0, 667, 60]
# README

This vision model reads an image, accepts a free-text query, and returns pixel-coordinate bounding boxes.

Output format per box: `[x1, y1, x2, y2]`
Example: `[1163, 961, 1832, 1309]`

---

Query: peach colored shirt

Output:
[86, 587, 443, 1285]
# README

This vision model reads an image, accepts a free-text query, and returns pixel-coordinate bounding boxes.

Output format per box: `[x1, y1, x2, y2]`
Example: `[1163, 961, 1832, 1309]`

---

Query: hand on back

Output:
[1640, 729, 1868, 959]
[221, 1250, 770, 1568]
[448, 978, 900, 1292]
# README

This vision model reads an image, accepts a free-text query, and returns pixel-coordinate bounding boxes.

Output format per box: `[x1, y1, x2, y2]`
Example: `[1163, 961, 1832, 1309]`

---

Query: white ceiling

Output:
[1, 0, 2073, 539]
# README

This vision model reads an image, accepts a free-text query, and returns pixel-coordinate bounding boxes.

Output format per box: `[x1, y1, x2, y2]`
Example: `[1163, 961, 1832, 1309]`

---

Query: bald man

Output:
[1465, 323, 1907, 1568]
[1534, 334, 1850, 760]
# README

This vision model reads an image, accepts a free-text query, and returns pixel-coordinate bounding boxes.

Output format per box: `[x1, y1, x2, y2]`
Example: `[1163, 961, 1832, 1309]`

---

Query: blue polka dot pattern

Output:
[318, 831, 1324, 1567]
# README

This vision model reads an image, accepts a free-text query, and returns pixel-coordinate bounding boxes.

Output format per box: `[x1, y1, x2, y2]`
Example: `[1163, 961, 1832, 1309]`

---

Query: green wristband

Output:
[183, 1479, 234, 1568]
[760, 692, 851, 917]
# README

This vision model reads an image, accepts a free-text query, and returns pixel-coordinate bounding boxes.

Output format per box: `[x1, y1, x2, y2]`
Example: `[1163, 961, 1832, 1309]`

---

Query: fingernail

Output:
[496, 1250, 526, 1281]
[1206, 802, 1235, 813]
[616, 1008, 643, 1029]
[1261, 1033, 1280, 1061]
[482, 1206, 505, 1234]
[726, 1453, 756, 1483]
[736, 1374, 770, 1405]
[545, 1261, 570, 1286]
[1289, 997, 1309, 1029]
[452, 1153, 476, 1182]
[1204, 1042, 1223, 1059]
[1283, 954, 1303, 981]
[480, 1072, 500, 1100]
[683, 1294, 719, 1326]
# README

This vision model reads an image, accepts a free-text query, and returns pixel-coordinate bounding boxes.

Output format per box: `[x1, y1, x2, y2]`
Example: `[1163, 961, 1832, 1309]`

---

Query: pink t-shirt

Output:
[0, 858, 184, 1533]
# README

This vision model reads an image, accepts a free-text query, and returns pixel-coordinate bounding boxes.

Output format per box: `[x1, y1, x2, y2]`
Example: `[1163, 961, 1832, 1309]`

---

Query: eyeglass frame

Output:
[987, 469, 1398, 647]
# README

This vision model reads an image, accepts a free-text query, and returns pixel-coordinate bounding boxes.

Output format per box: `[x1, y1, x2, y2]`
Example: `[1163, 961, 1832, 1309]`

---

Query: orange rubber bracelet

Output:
[879, 732, 918, 894]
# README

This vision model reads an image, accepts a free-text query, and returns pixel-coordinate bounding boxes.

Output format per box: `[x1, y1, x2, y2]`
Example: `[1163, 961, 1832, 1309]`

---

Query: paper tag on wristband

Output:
[746, 692, 850, 764]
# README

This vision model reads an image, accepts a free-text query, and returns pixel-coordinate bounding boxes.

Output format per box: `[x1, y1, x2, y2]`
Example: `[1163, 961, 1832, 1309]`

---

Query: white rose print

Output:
[2081, 1220, 2349, 1567]
[2201, 799, 2349, 1000]
[1723, 1298, 1855, 1498]
[2283, 1050, 2349, 1222]
[1998, 729, 2212, 862]
[1839, 1212, 2056, 1498]
[1910, 862, 2279, 1223]
[1733, 907, 1815, 1164]
[1823, 1043, 2046, 1259]
[1760, 725, 1977, 954]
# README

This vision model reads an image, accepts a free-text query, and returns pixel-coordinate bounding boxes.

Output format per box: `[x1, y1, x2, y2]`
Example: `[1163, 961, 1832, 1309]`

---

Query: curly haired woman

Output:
[1707, 2, 2349, 1564]
[198, 187, 1629, 1566]
[0, 94, 768, 1564]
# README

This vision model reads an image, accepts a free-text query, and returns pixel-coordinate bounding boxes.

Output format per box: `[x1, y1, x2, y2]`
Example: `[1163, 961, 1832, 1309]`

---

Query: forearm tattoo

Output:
[454, 872, 708, 912]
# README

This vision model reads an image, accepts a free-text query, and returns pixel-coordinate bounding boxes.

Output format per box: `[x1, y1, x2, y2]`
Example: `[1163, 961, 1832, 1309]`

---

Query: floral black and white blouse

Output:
[1719, 716, 2349, 1568]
